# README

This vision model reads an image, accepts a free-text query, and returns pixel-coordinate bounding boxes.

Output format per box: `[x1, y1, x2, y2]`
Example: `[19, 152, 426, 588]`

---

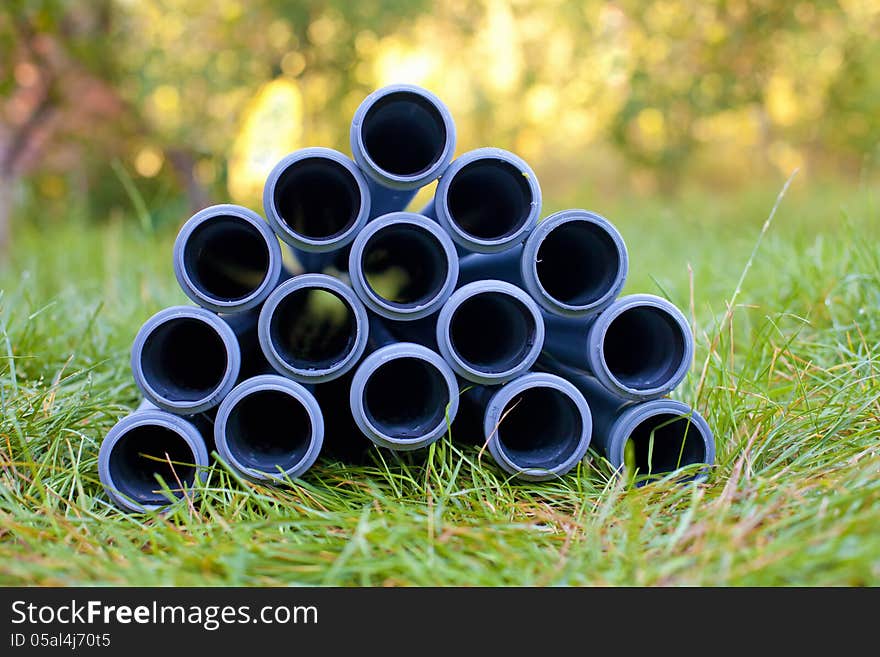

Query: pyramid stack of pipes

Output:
[98, 85, 715, 512]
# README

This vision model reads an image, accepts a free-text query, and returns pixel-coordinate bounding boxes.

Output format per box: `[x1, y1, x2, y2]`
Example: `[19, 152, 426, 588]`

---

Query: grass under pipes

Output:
[0, 177, 878, 585]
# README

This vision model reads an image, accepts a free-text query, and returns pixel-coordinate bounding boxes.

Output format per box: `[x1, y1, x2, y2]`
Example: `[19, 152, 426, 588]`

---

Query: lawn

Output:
[1, 177, 878, 586]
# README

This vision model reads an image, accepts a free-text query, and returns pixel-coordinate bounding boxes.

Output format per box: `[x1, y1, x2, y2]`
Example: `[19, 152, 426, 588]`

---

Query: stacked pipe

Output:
[98, 84, 715, 512]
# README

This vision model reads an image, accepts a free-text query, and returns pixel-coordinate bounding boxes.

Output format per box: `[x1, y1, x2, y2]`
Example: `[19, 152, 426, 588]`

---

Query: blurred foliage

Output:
[1, 0, 879, 235]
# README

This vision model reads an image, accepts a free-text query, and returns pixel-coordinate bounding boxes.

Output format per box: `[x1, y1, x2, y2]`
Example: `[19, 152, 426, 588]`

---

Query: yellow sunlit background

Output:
[2, 0, 878, 238]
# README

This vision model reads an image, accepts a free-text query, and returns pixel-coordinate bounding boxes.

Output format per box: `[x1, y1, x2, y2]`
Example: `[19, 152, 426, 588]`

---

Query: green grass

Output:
[1, 177, 878, 585]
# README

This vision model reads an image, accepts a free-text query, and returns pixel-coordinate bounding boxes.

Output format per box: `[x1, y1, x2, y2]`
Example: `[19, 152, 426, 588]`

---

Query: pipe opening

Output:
[269, 287, 357, 371]
[626, 413, 707, 477]
[141, 318, 228, 402]
[446, 159, 532, 240]
[363, 357, 449, 441]
[496, 387, 584, 469]
[362, 92, 447, 176]
[602, 306, 687, 390]
[183, 215, 270, 301]
[362, 225, 449, 307]
[224, 390, 312, 473]
[273, 157, 361, 240]
[108, 425, 197, 505]
[536, 221, 620, 307]
[449, 292, 537, 374]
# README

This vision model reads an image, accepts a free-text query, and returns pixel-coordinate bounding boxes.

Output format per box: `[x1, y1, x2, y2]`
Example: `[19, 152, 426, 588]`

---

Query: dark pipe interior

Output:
[536, 221, 619, 307]
[602, 307, 687, 390]
[273, 157, 361, 239]
[449, 292, 536, 374]
[363, 358, 449, 440]
[108, 425, 197, 504]
[183, 215, 270, 301]
[224, 389, 312, 473]
[141, 318, 227, 402]
[496, 387, 583, 469]
[362, 92, 447, 176]
[627, 413, 707, 477]
[269, 287, 357, 370]
[446, 159, 532, 240]
[362, 225, 449, 307]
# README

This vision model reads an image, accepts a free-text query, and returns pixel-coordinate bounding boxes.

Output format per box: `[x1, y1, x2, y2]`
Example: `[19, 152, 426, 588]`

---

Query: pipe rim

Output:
[98, 410, 209, 513]
[348, 212, 459, 321]
[436, 280, 545, 385]
[607, 399, 715, 481]
[262, 147, 371, 252]
[214, 374, 324, 482]
[349, 343, 459, 451]
[520, 209, 628, 318]
[433, 147, 541, 253]
[131, 306, 241, 414]
[173, 204, 283, 314]
[586, 293, 693, 400]
[350, 84, 456, 190]
[484, 372, 592, 481]
[258, 274, 369, 383]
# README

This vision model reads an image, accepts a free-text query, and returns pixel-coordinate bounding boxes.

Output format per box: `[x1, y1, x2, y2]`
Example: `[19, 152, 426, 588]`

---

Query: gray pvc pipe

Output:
[131, 306, 241, 414]
[173, 204, 284, 314]
[258, 274, 369, 384]
[220, 309, 271, 381]
[98, 407, 210, 512]
[436, 280, 545, 385]
[421, 147, 541, 254]
[262, 148, 371, 272]
[563, 368, 714, 482]
[349, 342, 459, 451]
[213, 374, 324, 482]
[542, 293, 694, 401]
[350, 84, 456, 217]
[134, 398, 217, 450]
[348, 212, 459, 321]
[481, 372, 592, 481]
[458, 209, 628, 318]
[312, 371, 374, 462]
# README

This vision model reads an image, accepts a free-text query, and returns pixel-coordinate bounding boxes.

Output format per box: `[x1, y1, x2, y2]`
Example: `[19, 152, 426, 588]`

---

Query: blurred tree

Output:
[110, 0, 429, 204]
[0, 0, 432, 256]
[1, 0, 878, 253]
[1, 1, 129, 255]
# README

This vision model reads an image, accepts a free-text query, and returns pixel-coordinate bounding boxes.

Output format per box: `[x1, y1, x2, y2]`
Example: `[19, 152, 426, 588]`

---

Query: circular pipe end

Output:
[214, 374, 324, 482]
[131, 306, 241, 414]
[586, 294, 693, 400]
[262, 148, 371, 253]
[437, 280, 545, 385]
[349, 343, 459, 451]
[521, 209, 628, 318]
[173, 204, 282, 314]
[98, 410, 209, 513]
[607, 399, 715, 483]
[350, 84, 456, 190]
[348, 212, 459, 321]
[484, 373, 592, 481]
[258, 274, 369, 384]
[434, 147, 541, 253]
